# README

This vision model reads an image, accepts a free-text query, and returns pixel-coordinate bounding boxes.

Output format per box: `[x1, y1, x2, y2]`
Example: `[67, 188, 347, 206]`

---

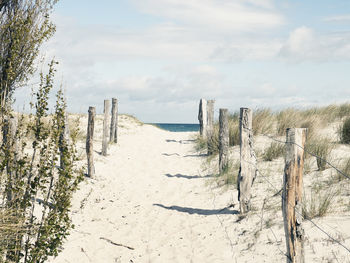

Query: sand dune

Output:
[49, 115, 350, 263]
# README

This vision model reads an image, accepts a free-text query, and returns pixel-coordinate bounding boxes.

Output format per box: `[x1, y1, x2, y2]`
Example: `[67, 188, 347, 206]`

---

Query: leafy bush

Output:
[262, 142, 285, 161]
[0, 62, 84, 262]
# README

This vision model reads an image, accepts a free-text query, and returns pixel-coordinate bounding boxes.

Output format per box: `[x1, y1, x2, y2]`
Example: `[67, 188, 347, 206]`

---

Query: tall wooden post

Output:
[206, 100, 215, 155]
[198, 99, 207, 137]
[237, 107, 257, 214]
[283, 128, 307, 263]
[102, 100, 110, 156]
[219, 108, 229, 173]
[110, 98, 118, 143]
[86, 107, 95, 178]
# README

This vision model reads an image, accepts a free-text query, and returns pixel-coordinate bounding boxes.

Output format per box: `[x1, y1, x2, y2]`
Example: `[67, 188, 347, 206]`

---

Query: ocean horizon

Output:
[149, 123, 199, 132]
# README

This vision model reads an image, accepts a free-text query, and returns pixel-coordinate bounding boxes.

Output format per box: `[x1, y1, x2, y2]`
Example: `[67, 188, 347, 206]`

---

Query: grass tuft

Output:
[302, 187, 337, 219]
[340, 117, 350, 144]
[262, 142, 285, 161]
[306, 138, 334, 171]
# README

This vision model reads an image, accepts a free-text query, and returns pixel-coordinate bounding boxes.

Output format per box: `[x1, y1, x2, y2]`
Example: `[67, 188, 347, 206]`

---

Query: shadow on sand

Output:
[165, 139, 196, 144]
[162, 153, 181, 157]
[153, 203, 239, 216]
[165, 173, 213, 180]
[183, 153, 208, 158]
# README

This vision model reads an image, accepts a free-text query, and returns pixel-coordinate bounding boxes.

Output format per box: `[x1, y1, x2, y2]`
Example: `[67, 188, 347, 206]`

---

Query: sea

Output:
[150, 123, 199, 132]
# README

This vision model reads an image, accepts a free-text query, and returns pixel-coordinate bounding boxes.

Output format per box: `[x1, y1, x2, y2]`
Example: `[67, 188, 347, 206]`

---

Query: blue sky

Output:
[15, 0, 350, 123]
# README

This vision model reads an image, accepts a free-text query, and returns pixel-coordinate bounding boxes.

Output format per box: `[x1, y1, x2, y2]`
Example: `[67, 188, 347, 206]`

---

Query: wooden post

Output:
[102, 99, 110, 156]
[219, 108, 229, 173]
[86, 107, 95, 178]
[198, 99, 207, 137]
[282, 128, 307, 263]
[206, 100, 215, 155]
[237, 107, 257, 214]
[110, 98, 118, 143]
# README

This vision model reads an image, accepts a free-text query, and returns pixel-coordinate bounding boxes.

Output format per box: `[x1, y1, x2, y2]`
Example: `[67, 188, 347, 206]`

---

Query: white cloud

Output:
[132, 0, 285, 32]
[280, 26, 350, 62]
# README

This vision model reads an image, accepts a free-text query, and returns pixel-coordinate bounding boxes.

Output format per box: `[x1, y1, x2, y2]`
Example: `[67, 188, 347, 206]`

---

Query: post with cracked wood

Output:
[110, 98, 118, 143]
[198, 98, 207, 138]
[237, 107, 257, 214]
[206, 99, 215, 155]
[102, 99, 110, 156]
[219, 108, 229, 173]
[86, 106, 95, 178]
[283, 128, 307, 263]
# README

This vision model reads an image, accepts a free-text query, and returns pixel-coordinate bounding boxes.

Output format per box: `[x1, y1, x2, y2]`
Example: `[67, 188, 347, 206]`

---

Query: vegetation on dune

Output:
[0, 62, 84, 262]
[340, 117, 350, 144]
[305, 138, 334, 171]
[262, 142, 285, 162]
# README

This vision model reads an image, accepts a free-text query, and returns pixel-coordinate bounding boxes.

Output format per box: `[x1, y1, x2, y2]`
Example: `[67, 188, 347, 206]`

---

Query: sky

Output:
[14, 0, 350, 123]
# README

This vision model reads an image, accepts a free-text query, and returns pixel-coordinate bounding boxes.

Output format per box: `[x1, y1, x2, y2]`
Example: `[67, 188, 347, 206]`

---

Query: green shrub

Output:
[262, 142, 285, 161]
[0, 61, 84, 262]
[341, 117, 350, 144]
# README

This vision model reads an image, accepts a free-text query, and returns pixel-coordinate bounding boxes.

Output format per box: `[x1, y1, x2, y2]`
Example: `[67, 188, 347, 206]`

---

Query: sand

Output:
[48, 115, 350, 263]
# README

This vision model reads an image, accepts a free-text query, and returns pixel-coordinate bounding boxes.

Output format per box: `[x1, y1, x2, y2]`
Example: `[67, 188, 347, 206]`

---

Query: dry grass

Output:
[302, 187, 338, 219]
[339, 117, 350, 144]
[306, 138, 334, 171]
[262, 142, 285, 162]
[252, 108, 275, 135]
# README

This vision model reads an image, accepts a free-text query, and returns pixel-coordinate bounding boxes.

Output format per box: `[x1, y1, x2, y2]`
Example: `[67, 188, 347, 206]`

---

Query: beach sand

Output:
[48, 115, 350, 263]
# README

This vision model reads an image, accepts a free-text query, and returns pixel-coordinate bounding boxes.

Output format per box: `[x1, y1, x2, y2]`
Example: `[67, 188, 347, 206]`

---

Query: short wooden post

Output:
[102, 99, 110, 156]
[198, 99, 207, 137]
[219, 108, 229, 173]
[206, 100, 215, 155]
[282, 128, 307, 263]
[237, 107, 257, 214]
[86, 107, 95, 178]
[110, 98, 118, 143]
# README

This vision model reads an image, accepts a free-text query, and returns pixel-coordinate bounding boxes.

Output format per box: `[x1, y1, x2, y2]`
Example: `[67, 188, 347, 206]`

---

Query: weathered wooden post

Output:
[237, 107, 257, 214]
[206, 100, 215, 155]
[198, 99, 207, 137]
[110, 98, 118, 143]
[102, 99, 110, 156]
[86, 107, 95, 178]
[282, 128, 307, 263]
[219, 108, 229, 173]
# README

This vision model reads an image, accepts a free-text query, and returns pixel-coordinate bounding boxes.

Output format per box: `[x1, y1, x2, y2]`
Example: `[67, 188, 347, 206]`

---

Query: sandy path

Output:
[49, 123, 238, 263]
